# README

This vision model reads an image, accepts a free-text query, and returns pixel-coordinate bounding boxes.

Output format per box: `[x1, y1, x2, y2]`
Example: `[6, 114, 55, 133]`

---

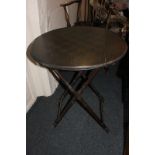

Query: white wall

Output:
[26, 0, 77, 111]
[39, 0, 78, 31]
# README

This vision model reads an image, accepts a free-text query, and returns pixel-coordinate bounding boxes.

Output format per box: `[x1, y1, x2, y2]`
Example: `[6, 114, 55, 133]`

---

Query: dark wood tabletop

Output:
[27, 26, 127, 71]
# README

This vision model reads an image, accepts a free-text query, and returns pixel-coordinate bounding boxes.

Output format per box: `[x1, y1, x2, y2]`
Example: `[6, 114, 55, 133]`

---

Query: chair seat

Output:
[74, 21, 93, 27]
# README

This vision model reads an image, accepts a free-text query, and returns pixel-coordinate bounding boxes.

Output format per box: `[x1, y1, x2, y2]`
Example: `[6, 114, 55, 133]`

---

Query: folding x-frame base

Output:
[49, 68, 109, 133]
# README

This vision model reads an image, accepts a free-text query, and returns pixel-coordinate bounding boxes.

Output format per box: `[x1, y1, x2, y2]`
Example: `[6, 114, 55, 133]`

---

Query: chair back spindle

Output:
[60, 0, 81, 27]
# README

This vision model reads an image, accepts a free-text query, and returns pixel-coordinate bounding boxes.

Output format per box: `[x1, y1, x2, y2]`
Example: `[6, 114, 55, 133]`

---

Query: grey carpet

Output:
[27, 65, 123, 155]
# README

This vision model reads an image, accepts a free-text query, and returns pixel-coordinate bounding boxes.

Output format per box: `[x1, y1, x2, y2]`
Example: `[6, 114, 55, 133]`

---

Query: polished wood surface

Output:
[27, 26, 127, 71]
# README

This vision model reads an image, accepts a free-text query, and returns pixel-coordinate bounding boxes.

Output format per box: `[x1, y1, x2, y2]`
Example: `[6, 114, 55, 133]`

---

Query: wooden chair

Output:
[60, 0, 128, 37]
[90, 0, 128, 38]
[105, 3, 129, 38]
[60, 0, 92, 27]
[91, 0, 109, 26]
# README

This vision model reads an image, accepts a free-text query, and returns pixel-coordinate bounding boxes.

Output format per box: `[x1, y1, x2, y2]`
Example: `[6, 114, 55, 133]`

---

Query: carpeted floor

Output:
[27, 65, 123, 155]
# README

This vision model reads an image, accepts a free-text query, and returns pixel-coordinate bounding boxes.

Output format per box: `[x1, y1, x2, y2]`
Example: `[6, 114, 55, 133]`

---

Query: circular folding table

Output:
[27, 26, 127, 133]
